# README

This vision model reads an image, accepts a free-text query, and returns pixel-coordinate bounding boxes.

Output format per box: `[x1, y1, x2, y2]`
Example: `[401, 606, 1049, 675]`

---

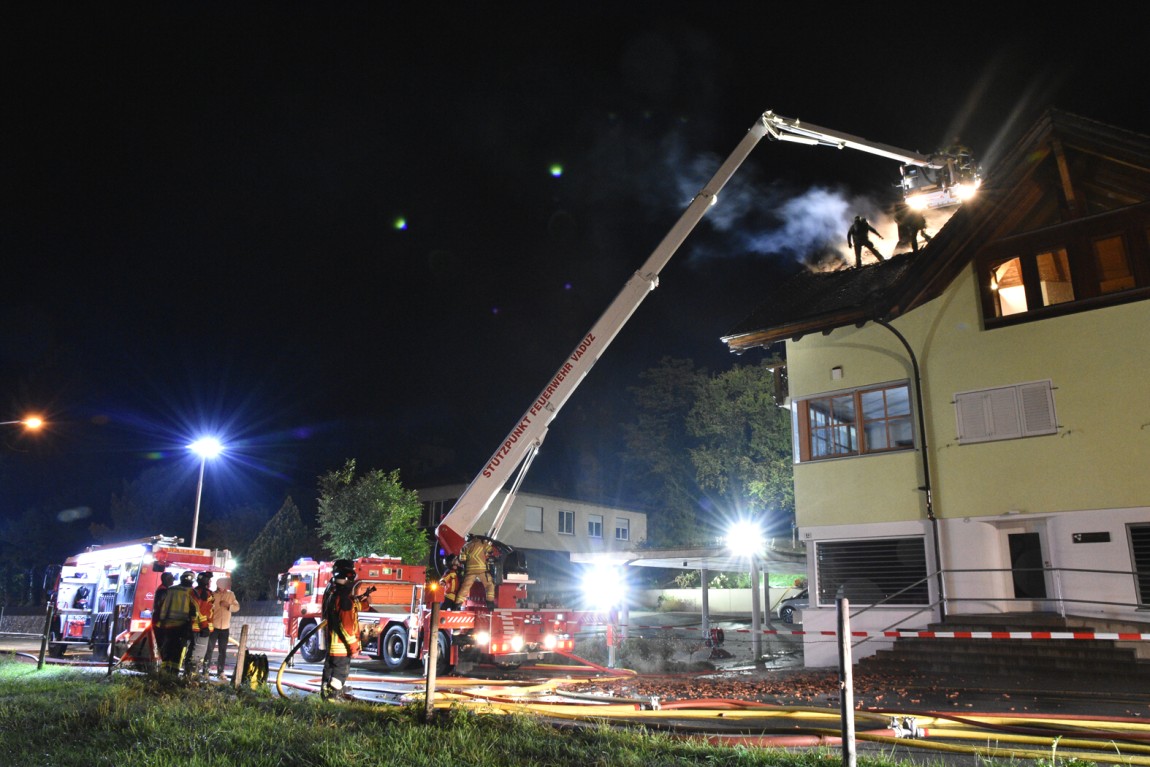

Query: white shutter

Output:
[955, 380, 1056, 444]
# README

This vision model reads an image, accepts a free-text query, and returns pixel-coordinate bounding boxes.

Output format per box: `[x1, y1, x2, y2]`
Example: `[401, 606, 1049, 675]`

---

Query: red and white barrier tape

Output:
[625, 624, 1150, 641]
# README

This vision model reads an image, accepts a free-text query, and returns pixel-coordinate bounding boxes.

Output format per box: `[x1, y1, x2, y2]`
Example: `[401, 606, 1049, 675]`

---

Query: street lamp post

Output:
[188, 437, 223, 548]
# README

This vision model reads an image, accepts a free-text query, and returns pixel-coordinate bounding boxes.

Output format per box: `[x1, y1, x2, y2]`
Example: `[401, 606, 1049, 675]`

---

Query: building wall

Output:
[785, 265, 1150, 666]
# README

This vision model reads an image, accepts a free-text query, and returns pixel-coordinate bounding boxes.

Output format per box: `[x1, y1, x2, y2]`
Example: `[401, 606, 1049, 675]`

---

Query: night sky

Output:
[2, 6, 1145, 538]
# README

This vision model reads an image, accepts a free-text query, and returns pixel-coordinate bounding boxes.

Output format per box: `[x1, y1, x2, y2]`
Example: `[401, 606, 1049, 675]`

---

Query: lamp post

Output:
[188, 437, 223, 548]
[726, 519, 765, 665]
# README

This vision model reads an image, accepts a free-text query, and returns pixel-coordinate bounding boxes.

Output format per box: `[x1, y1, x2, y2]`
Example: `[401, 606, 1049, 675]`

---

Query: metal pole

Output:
[838, 597, 856, 767]
[191, 456, 206, 548]
[423, 600, 441, 721]
[37, 598, 55, 670]
[750, 556, 762, 663]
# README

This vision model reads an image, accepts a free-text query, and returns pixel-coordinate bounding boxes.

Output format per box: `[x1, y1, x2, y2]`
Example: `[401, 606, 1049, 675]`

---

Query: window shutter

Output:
[1018, 381, 1058, 436]
[955, 380, 1056, 444]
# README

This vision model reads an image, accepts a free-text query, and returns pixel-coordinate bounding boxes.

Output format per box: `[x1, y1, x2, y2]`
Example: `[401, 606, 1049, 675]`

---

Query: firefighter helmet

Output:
[332, 559, 356, 580]
[160, 572, 175, 586]
[197, 571, 213, 585]
[179, 570, 195, 585]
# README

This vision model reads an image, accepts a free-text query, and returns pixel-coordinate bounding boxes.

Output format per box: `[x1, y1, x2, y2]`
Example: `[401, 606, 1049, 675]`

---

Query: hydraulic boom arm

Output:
[435, 114, 773, 558]
[434, 109, 979, 559]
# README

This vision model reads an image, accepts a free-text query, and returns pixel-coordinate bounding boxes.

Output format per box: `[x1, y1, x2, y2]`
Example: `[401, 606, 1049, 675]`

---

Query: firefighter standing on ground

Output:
[847, 215, 885, 267]
[448, 536, 498, 608]
[189, 572, 214, 677]
[153, 570, 199, 676]
[320, 560, 371, 701]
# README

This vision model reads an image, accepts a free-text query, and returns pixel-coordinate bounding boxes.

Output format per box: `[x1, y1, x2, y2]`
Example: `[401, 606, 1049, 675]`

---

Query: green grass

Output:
[0, 658, 1085, 767]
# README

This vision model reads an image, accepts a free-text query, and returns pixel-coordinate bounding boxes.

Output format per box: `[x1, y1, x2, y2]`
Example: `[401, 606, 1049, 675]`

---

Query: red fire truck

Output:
[48, 535, 232, 659]
[277, 550, 578, 675]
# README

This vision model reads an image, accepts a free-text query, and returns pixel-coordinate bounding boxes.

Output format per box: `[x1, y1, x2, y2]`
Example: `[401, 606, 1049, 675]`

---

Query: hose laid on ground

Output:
[275, 620, 325, 698]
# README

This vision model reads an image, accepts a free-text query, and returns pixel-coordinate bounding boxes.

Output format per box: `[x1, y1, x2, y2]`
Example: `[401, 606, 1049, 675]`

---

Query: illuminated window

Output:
[978, 208, 1150, 325]
[793, 383, 913, 462]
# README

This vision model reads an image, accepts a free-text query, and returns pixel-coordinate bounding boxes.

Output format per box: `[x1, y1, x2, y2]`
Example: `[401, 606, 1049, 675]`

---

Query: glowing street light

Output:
[188, 437, 224, 548]
[726, 519, 766, 664]
[1, 416, 44, 430]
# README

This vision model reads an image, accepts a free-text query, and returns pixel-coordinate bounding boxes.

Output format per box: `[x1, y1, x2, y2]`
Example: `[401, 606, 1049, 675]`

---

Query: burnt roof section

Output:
[722, 109, 1150, 352]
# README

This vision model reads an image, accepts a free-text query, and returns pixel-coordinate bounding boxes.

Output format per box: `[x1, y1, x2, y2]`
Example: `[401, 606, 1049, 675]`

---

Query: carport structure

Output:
[571, 542, 806, 661]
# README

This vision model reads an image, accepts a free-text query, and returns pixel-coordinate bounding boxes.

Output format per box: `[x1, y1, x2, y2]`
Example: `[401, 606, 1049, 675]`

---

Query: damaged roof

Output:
[722, 109, 1150, 352]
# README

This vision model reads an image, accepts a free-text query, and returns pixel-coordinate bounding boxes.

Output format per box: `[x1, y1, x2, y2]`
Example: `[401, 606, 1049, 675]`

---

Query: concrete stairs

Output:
[855, 613, 1150, 695]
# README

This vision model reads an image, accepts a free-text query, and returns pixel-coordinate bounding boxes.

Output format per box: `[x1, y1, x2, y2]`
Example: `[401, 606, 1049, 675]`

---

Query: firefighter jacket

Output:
[153, 584, 197, 631]
[322, 585, 368, 657]
[190, 586, 214, 632]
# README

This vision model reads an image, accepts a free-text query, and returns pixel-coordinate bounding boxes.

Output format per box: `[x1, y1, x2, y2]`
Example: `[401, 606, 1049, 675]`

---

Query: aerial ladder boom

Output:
[434, 109, 980, 562]
[434, 114, 772, 559]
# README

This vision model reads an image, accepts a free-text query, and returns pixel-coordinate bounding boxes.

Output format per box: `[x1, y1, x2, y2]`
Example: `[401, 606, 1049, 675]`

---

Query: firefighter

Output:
[451, 536, 498, 609]
[154, 570, 197, 676]
[439, 560, 462, 610]
[320, 559, 370, 701]
[190, 572, 215, 676]
[847, 215, 885, 267]
[150, 571, 175, 662]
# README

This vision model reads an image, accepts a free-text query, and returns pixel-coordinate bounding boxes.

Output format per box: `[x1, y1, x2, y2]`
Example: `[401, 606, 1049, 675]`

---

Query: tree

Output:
[621, 357, 709, 546]
[239, 496, 312, 601]
[687, 360, 794, 536]
[315, 460, 427, 562]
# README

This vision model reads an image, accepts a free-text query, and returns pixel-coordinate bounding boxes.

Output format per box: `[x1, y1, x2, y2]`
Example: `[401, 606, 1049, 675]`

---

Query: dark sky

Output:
[2, 6, 1145, 535]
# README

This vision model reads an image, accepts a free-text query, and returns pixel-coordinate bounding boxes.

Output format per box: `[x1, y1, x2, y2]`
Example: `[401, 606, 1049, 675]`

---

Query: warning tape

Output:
[625, 624, 1150, 641]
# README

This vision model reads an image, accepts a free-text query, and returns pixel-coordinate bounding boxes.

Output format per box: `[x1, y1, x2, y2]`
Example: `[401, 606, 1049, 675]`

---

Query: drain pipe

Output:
[874, 319, 946, 622]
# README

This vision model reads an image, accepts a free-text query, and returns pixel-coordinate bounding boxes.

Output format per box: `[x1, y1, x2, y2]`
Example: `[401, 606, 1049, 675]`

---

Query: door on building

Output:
[1008, 532, 1047, 602]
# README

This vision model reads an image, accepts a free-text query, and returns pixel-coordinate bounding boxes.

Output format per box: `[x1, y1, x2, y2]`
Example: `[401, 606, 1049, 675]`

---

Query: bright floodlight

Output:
[582, 564, 626, 611]
[725, 519, 764, 558]
[189, 437, 223, 458]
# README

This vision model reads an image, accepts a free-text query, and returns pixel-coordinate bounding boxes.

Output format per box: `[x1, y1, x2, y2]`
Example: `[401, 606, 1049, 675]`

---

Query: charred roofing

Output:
[721, 109, 1150, 353]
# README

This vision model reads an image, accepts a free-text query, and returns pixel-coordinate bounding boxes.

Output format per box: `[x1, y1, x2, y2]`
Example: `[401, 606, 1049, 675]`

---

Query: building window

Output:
[420, 498, 456, 528]
[814, 537, 929, 607]
[1129, 523, 1150, 607]
[978, 206, 1150, 326]
[954, 380, 1057, 444]
[615, 517, 629, 541]
[558, 509, 574, 536]
[793, 382, 913, 462]
[588, 514, 603, 539]
[525, 505, 543, 533]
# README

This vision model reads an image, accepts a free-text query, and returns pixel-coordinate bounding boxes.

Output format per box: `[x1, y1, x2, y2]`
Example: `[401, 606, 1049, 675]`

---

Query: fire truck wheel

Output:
[423, 630, 451, 677]
[380, 625, 412, 671]
[299, 621, 325, 664]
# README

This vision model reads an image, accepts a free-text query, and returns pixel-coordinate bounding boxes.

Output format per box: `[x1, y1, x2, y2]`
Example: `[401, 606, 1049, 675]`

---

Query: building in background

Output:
[419, 485, 647, 607]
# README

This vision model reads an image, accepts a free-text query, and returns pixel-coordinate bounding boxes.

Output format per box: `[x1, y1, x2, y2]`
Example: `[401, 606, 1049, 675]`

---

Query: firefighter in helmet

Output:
[320, 559, 370, 701]
[448, 535, 498, 609]
[154, 570, 197, 676]
[439, 559, 462, 610]
[189, 571, 215, 676]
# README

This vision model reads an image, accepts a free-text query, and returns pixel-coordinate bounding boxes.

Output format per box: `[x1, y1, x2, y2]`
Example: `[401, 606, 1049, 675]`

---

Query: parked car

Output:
[776, 589, 808, 624]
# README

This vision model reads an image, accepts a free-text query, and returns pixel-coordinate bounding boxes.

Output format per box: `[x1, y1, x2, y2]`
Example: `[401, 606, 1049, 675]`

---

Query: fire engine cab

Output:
[48, 535, 232, 659]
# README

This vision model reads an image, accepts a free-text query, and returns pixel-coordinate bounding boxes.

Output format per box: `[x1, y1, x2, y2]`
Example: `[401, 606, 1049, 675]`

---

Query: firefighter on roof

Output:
[320, 559, 371, 701]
